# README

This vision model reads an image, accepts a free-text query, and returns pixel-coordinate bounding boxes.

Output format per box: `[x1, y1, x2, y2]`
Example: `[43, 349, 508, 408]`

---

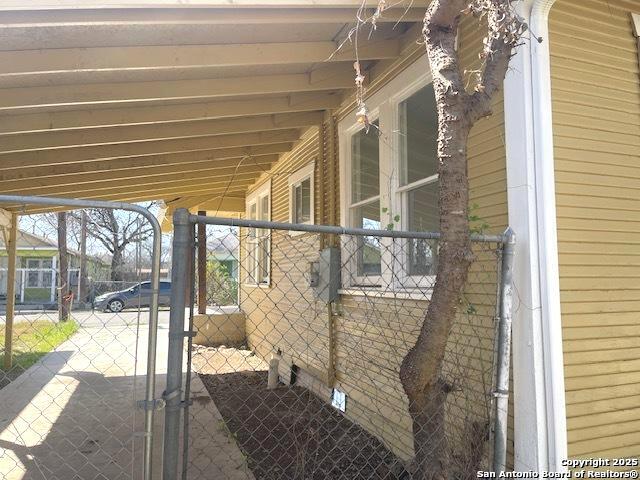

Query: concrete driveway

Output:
[0, 310, 253, 480]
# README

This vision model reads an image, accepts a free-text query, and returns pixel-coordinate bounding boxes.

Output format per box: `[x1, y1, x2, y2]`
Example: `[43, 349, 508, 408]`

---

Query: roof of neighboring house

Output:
[0, 229, 110, 266]
[0, 229, 57, 251]
[208, 234, 239, 255]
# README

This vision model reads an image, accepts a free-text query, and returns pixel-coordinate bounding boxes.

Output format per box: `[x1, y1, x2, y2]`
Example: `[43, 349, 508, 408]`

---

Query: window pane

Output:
[399, 85, 438, 186]
[407, 181, 439, 276]
[301, 178, 311, 223]
[27, 271, 39, 287]
[258, 238, 269, 283]
[42, 260, 52, 269]
[293, 184, 302, 223]
[26, 259, 40, 269]
[42, 271, 53, 287]
[354, 201, 382, 276]
[248, 203, 257, 238]
[260, 195, 269, 221]
[351, 121, 380, 203]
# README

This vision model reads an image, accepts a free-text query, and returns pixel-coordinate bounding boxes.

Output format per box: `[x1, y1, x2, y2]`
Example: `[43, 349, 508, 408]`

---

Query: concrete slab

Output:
[0, 311, 254, 480]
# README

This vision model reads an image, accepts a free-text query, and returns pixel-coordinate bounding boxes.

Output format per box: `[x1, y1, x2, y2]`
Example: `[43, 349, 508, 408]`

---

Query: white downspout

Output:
[504, 0, 567, 472]
[529, 0, 568, 471]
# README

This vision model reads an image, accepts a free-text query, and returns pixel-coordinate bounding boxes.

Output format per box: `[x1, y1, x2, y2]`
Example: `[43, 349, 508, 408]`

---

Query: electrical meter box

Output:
[313, 247, 340, 303]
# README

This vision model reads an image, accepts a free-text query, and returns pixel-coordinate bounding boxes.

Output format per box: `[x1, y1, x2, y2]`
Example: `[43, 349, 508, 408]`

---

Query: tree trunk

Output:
[57, 212, 71, 322]
[397, 1, 526, 477]
[111, 247, 125, 282]
[399, 3, 475, 479]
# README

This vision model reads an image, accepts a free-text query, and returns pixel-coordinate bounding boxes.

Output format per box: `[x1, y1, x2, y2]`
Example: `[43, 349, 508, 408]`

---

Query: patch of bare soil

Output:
[197, 348, 408, 480]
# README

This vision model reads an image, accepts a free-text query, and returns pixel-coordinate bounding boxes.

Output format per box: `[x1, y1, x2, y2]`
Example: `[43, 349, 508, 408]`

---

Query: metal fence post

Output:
[163, 208, 192, 480]
[492, 227, 516, 473]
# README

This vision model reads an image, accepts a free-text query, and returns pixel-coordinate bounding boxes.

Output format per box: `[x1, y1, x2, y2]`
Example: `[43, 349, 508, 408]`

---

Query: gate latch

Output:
[137, 398, 166, 411]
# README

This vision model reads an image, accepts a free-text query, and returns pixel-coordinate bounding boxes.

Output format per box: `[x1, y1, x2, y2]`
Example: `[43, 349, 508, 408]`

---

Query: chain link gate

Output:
[0, 195, 163, 480]
[164, 209, 514, 480]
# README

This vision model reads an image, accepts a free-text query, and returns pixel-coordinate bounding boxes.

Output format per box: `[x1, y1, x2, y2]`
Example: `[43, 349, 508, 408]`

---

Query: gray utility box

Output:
[311, 247, 341, 303]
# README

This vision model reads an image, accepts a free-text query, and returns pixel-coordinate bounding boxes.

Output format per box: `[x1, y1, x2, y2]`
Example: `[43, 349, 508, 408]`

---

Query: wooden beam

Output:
[0, 129, 300, 169]
[0, 111, 322, 152]
[0, 7, 425, 27]
[11, 188, 248, 214]
[197, 196, 245, 212]
[0, 144, 290, 182]
[0, 181, 257, 216]
[0, 66, 355, 112]
[0, 154, 279, 191]
[0, 93, 341, 134]
[0, 39, 399, 75]
[3, 212, 18, 370]
[0, 0, 429, 9]
[0, 164, 269, 196]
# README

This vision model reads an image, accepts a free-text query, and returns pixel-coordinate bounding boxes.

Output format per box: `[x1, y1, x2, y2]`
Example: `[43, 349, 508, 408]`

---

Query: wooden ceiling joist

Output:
[0, 7, 424, 26]
[8, 169, 262, 198]
[0, 0, 428, 10]
[0, 111, 322, 152]
[1, 144, 292, 182]
[0, 93, 341, 134]
[0, 155, 279, 192]
[0, 129, 301, 169]
[0, 66, 355, 113]
[0, 39, 399, 76]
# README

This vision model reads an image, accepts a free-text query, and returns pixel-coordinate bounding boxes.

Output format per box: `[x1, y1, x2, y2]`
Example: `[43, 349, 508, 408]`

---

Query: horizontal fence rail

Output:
[164, 210, 515, 480]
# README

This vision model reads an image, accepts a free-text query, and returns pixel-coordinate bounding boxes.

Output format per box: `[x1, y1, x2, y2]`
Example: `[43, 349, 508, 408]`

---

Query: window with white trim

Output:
[245, 181, 271, 286]
[339, 55, 439, 289]
[288, 162, 315, 228]
[25, 258, 53, 288]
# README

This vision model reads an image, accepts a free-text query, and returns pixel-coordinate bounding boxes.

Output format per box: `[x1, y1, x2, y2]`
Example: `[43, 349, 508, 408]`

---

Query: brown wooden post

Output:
[3, 212, 18, 370]
[197, 210, 206, 315]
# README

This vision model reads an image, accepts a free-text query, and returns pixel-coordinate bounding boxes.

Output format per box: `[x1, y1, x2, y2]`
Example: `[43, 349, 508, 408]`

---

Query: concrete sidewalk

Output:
[0, 312, 253, 480]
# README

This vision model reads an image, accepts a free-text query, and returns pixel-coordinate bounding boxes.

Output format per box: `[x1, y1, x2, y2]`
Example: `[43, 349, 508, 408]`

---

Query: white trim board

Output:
[503, 0, 567, 472]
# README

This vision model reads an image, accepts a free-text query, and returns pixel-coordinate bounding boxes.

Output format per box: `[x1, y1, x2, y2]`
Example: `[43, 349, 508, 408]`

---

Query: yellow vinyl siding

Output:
[549, 0, 640, 461]
[240, 16, 509, 463]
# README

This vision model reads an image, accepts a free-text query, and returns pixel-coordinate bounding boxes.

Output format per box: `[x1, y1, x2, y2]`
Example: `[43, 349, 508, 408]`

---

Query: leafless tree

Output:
[396, 2, 526, 478]
[71, 206, 154, 281]
[349, 1, 527, 477]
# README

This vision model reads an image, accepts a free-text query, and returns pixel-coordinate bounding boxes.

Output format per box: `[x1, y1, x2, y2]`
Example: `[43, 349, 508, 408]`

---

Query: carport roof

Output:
[0, 1, 424, 218]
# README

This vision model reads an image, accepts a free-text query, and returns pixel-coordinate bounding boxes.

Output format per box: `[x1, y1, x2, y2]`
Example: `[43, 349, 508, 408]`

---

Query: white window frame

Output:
[25, 257, 53, 288]
[288, 161, 315, 235]
[339, 54, 437, 291]
[244, 180, 271, 288]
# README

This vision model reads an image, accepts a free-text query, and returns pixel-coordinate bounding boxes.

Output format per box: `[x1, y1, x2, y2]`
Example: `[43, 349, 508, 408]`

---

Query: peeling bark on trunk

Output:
[398, 1, 526, 478]
[57, 212, 71, 322]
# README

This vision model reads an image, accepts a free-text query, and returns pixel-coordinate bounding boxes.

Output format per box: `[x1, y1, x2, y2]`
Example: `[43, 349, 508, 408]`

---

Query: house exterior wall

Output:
[549, 0, 640, 461]
[239, 19, 510, 462]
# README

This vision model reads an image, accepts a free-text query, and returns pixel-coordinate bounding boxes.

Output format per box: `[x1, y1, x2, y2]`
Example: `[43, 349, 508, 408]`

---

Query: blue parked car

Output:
[93, 281, 172, 313]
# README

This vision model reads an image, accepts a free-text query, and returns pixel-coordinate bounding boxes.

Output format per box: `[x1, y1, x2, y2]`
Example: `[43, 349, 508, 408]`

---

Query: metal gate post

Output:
[163, 208, 192, 480]
[492, 227, 516, 472]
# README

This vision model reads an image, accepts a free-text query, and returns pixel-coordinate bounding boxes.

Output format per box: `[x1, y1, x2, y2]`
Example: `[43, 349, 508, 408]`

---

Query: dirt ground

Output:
[194, 345, 408, 480]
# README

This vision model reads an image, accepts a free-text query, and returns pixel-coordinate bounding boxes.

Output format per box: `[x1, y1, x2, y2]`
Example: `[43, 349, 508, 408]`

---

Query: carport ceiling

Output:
[0, 1, 425, 214]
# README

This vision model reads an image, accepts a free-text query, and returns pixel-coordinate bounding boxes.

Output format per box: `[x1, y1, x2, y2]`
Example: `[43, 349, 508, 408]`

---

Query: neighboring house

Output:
[230, 0, 640, 472]
[209, 234, 239, 280]
[0, 229, 109, 304]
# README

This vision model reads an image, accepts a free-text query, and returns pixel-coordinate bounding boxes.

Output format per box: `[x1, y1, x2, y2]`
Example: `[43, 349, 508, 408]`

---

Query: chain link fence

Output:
[0, 197, 162, 480]
[164, 211, 514, 480]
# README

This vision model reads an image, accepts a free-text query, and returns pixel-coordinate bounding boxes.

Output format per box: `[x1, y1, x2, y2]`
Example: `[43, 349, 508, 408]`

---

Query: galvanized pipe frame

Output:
[0, 194, 163, 480]
[163, 208, 516, 479]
